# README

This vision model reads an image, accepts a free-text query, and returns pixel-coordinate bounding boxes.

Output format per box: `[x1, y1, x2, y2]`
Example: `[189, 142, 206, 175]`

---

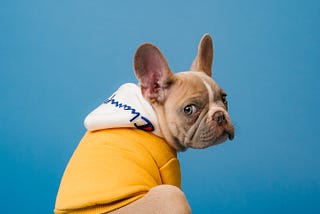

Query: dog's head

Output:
[134, 34, 234, 151]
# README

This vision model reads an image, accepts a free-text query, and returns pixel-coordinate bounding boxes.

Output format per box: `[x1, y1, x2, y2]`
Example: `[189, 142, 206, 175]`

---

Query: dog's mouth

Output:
[185, 114, 234, 149]
[215, 124, 235, 144]
[220, 129, 234, 141]
[225, 129, 235, 141]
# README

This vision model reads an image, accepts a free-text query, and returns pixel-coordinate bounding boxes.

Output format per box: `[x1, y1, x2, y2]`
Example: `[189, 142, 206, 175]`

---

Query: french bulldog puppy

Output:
[54, 34, 234, 214]
[134, 34, 234, 151]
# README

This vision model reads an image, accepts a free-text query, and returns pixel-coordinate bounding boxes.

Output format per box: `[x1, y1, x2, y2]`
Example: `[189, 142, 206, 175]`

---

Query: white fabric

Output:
[84, 83, 163, 137]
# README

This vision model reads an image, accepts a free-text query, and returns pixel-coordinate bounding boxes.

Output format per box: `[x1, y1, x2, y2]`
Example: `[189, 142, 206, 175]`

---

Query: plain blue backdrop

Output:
[1, 0, 319, 213]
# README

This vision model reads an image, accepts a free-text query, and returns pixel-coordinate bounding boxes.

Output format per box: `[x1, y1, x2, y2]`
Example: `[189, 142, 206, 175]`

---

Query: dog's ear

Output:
[134, 43, 175, 103]
[190, 34, 214, 77]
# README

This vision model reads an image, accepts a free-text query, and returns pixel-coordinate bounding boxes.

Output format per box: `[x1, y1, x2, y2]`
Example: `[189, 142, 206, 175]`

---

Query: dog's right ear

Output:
[134, 43, 175, 103]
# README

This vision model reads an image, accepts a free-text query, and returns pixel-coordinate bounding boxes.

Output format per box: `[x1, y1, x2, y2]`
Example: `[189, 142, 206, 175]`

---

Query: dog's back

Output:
[54, 128, 180, 214]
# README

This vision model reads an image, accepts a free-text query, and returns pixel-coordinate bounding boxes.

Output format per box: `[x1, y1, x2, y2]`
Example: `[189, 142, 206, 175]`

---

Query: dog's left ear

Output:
[134, 43, 175, 103]
[190, 34, 214, 77]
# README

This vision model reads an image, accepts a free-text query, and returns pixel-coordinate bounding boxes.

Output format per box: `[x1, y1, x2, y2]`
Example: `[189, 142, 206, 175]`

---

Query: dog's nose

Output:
[213, 111, 226, 126]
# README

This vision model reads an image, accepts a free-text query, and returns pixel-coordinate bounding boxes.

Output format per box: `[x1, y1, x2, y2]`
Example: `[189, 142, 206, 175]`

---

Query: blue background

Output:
[1, 0, 319, 213]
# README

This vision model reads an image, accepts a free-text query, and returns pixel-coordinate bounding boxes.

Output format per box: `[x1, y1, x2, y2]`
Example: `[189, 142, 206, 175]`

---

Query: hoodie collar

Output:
[84, 83, 163, 138]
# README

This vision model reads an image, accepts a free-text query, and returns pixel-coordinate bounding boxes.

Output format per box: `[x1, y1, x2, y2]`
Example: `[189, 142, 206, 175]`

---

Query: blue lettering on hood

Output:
[104, 94, 155, 132]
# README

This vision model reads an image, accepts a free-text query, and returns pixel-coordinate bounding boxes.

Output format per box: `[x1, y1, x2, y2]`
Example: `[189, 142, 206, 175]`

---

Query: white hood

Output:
[84, 83, 163, 138]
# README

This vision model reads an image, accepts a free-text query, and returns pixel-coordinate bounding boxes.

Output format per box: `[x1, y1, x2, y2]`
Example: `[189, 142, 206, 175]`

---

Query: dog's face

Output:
[134, 34, 234, 151]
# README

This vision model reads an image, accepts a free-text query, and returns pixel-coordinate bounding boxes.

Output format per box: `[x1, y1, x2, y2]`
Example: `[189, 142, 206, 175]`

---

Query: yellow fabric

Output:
[54, 128, 181, 214]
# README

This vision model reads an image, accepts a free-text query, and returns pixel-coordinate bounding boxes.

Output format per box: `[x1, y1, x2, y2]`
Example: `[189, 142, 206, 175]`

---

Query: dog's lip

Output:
[226, 130, 234, 140]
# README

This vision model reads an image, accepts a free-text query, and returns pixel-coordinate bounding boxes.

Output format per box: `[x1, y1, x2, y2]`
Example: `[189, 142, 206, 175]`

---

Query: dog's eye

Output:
[184, 105, 196, 116]
[221, 94, 228, 105]
[221, 94, 228, 106]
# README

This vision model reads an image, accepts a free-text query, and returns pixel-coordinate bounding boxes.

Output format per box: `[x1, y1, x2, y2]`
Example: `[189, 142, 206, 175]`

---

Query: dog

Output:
[54, 34, 234, 214]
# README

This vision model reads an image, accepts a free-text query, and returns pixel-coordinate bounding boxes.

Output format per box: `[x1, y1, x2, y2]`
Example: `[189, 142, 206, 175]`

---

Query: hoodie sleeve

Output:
[159, 158, 181, 188]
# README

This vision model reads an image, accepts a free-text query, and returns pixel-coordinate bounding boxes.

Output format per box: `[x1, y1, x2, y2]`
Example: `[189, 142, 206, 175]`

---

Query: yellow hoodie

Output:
[54, 128, 181, 214]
